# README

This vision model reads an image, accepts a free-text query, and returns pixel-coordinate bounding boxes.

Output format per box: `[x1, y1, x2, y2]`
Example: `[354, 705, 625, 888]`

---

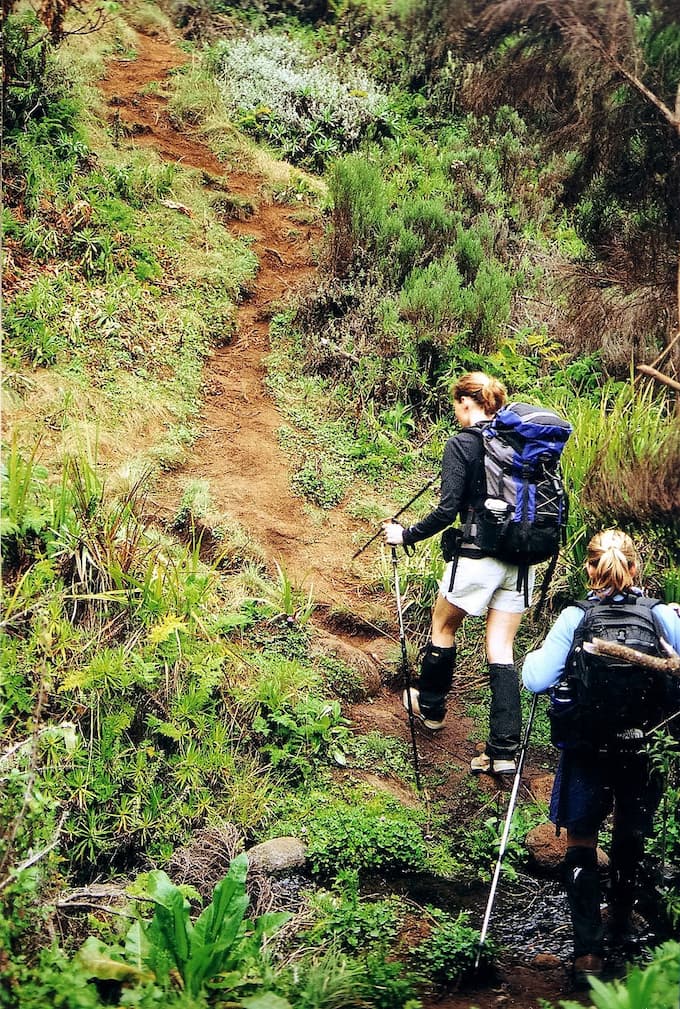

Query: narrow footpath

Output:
[98, 32, 584, 1009]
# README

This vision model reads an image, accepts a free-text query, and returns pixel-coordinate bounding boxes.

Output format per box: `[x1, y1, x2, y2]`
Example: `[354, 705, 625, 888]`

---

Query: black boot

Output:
[563, 846, 604, 986]
[486, 663, 520, 760]
[608, 830, 644, 942]
[404, 642, 455, 726]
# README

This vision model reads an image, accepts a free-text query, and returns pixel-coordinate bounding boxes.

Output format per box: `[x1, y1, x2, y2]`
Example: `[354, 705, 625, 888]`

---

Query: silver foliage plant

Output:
[214, 32, 392, 161]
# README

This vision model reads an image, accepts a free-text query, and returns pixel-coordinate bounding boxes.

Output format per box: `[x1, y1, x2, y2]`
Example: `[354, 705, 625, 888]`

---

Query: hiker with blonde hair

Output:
[523, 529, 680, 987]
[383, 371, 535, 776]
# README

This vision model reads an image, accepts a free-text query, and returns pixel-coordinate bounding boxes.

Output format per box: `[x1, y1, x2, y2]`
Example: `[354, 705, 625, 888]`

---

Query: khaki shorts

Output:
[439, 554, 535, 616]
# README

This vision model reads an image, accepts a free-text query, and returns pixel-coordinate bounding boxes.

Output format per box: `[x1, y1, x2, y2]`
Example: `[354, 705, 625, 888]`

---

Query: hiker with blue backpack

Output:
[383, 371, 572, 776]
[522, 528, 680, 988]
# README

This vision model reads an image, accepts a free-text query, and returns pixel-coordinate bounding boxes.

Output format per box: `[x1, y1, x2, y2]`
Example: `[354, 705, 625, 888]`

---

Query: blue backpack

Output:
[449, 402, 572, 607]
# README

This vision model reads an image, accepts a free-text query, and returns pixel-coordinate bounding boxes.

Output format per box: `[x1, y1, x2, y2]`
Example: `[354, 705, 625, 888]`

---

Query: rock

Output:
[526, 822, 566, 872]
[246, 837, 307, 874]
[311, 628, 383, 697]
[532, 953, 562, 970]
[526, 822, 610, 874]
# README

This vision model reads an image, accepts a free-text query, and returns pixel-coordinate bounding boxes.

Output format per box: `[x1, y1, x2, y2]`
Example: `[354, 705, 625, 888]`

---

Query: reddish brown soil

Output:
[100, 34, 363, 607]
[98, 32, 582, 1009]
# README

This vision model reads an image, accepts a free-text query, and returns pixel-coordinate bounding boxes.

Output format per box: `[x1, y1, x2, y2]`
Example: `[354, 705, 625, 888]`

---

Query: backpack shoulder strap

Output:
[630, 595, 665, 641]
[631, 595, 662, 613]
[459, 423, 488, 540]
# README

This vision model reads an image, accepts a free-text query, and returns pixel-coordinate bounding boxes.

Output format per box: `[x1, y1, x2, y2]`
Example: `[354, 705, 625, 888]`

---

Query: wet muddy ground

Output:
[270, 864, 675, 1009]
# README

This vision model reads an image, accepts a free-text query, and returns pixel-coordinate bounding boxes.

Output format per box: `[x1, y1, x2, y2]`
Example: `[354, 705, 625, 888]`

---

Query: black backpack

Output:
[443, 402, 572, 607]
[548, 595, 676, 751]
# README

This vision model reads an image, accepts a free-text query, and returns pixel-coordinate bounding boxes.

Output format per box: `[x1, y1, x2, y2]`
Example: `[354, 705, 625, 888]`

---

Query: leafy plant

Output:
[306, 873, 406, 953]
[413, 907, 492, 984]
[71, 855, 290, 999]
[0, 437, 50, 559]
[451, 801, 545, 885]
[213, 32, 394, 169]
[559, 940, 680, 1009]
[300, 795, 429, 877]
[269, 561, 316, 624]
[254, 693, 349, 781]
[282, 944, 418, 1009]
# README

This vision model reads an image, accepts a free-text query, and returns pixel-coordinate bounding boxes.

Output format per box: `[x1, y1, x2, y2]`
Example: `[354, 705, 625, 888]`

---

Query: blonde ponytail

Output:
[586, 529, 639, 595]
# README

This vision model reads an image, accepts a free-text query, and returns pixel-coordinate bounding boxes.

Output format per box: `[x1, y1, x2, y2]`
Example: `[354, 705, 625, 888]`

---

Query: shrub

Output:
[3, 13, 80, 133]
[413, 908, 490, 985]
[213, 31, 395, 170]
[327, 154, 389, 276]
[301, 796, 429, 877]
[399, 253, 464, 334]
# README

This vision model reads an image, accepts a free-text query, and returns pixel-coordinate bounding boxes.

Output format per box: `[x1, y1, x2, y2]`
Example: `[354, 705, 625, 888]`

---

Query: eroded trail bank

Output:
[101, 33, 368, 611]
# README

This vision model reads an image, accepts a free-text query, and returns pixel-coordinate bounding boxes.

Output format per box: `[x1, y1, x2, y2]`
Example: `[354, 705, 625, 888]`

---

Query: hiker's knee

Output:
[485, 608, 523, 664]
[431, 594, 466, 646]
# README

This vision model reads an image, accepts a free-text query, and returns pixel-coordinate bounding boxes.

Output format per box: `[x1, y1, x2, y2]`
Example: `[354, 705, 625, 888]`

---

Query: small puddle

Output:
[271, 864, 674, 977]
[359, 867, 674, 971]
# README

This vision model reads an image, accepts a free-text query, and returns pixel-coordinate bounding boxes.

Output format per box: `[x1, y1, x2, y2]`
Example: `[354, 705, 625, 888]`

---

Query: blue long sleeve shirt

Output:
[522, 593, 680, 694]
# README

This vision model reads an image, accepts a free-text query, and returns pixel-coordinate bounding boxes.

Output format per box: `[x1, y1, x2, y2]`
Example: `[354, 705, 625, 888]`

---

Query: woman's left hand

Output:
[383, 521, 405, 546]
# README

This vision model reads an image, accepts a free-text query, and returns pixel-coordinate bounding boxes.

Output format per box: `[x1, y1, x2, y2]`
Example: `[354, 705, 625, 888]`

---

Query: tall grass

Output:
[554, 380, 676, 519]
[548, 380, 678, 598]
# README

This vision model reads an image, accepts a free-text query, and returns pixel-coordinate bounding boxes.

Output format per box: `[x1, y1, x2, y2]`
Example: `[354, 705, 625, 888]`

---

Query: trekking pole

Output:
[391, 545, 423, 793]
[352, 478, 435, 559]
[474, 691, 539, 969]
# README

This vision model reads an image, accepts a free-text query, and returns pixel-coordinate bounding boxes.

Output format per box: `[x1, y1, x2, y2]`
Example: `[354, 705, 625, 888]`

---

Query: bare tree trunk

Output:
[39, 0, 71, 44]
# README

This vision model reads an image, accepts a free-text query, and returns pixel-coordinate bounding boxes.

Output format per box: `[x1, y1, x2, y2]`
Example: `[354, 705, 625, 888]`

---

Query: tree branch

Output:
[549, 4, 680, 135]
[609, 58, 680, 135]
[635, 364, 680, 393]
[583, 636, 680, 676]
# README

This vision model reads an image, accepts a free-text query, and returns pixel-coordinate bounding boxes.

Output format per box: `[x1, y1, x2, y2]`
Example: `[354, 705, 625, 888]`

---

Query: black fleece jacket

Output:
[402, 423, 487, 548]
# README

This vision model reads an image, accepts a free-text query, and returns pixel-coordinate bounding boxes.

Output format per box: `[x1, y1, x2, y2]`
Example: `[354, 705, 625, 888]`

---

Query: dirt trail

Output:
[99, 33, 578, 1009]
[100, 34, 367, 611]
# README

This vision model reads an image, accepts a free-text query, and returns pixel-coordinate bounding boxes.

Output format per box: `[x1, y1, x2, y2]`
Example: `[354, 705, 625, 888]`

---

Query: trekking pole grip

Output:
[351, 478, 435, 559]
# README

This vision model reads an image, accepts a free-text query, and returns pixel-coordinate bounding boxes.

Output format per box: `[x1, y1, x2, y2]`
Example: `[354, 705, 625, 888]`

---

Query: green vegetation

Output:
[2, 2, 679, 1008]
[558, 940, 680, 1009]
[211, 31, 396, 170]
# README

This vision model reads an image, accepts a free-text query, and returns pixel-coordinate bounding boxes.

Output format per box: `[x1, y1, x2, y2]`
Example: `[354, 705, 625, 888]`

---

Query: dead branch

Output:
[0, 811, 68, 894]
[635, 364, 680, 393]
[38, 0, 108, 45]
[56, 883, 132, 917]
[634, 330, 680, 384]
[265, 247, 285, 265]
[159, 199, 193, 218]
[583, 636, 680, 676]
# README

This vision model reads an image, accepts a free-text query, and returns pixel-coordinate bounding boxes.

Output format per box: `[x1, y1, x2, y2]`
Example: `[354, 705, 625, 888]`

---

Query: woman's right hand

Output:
[383, 521, 405, 546]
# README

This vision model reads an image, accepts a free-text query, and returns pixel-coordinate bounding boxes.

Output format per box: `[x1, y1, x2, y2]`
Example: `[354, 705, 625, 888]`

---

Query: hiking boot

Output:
[603, 907, 648, 948]
[572, 954, 603, 989]
[470, 751, 516, 776]
[402, 688, 445, 730]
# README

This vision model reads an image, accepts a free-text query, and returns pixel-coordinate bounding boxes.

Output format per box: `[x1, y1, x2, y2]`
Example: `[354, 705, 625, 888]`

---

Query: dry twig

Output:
[583, 636, 680, 676]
